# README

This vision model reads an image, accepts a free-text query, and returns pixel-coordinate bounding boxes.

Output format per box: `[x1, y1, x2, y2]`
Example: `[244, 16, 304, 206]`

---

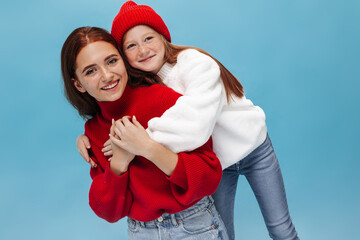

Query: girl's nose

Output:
[138, 44, 148, 56]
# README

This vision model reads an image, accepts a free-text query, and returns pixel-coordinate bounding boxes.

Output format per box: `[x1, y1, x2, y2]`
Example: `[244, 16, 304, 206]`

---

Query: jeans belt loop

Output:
[139, 220, 145, 228]
[170, 214, 178, 227]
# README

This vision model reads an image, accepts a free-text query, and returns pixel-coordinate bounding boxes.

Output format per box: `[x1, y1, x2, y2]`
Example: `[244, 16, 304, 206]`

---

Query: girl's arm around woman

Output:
[147, 49, 226, 153]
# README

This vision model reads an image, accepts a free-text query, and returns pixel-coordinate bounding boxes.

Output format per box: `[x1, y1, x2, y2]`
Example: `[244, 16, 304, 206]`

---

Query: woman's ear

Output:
[72, 78, 86, 93]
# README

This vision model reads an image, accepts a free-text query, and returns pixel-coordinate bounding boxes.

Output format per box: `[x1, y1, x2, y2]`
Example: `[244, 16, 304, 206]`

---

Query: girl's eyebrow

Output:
[123, 39, 134, 47]
[142, 31, 153, 36]
[123, 31, 154, 46]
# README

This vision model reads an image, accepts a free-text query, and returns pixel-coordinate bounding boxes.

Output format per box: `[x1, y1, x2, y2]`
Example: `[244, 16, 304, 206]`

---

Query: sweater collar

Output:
[96, 84, 133, 121]
[157, 62, 174, 81]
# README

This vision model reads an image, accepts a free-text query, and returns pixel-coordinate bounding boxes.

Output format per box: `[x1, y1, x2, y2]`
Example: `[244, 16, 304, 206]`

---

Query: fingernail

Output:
[133, 115, 136, 120]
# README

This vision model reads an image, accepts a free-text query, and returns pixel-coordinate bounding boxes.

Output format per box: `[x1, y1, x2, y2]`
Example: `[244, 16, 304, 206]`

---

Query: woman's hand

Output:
[109, 119, 135, 175]
[102, 138, 113, 157]
[112, 116, 178, 176]
[111, 116, 154, 157]
[76, 134, 97, 168]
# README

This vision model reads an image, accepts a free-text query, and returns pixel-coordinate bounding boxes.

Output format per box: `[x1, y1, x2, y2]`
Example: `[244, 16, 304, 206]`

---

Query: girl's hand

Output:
[76, 134, 97, 168]
[102, 138, 113, 157]
[109, 119, 135, 175]
[112, 116, 178, 176]
[112, 116, 154, 157]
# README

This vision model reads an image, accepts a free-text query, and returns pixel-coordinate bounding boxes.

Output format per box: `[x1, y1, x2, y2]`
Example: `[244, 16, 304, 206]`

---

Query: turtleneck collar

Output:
[157, 62, 174, 81]
[96, 84, 134, 121]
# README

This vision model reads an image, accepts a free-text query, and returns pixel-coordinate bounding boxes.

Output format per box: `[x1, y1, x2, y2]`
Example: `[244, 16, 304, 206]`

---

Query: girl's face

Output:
[73, 41, 128, 102]
[123, 25, 166, 74]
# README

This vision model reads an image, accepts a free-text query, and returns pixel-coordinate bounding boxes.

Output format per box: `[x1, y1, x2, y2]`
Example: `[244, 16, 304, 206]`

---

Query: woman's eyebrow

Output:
[82, 64, 96, 74]
[81, 54, 118, 74]
[104, 54, 118, 61]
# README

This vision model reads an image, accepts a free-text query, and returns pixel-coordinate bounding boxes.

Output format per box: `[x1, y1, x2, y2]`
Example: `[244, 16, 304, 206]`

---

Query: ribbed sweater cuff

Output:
[167, 154, 187, 188]
[104, 163, 129, 184]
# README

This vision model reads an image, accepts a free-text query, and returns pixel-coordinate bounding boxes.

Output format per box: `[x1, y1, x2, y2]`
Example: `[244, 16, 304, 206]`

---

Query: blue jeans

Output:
[212, 135, 299, 240]
[127, 196, 229, 240]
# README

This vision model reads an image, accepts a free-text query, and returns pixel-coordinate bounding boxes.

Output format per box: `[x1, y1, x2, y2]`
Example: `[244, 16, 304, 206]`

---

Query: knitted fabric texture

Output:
[149, 49, 268, 169]
[111, 1, 171, 47]
[85, 84, 222, 222]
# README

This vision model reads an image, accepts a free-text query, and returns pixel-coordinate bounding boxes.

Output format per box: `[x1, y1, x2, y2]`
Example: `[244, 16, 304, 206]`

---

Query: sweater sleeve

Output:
[146, 49, 225, 153]
[88, 145, 133, 223]
[166, 137, 222, 205]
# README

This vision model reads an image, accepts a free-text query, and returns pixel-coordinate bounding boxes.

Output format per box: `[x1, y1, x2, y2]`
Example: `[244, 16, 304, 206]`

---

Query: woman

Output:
[61, 26, 228, 240]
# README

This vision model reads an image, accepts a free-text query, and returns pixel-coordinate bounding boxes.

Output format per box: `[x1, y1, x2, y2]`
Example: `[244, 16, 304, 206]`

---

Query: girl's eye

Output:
[126, 43, 136, 49]
[145, 36, 153, 41]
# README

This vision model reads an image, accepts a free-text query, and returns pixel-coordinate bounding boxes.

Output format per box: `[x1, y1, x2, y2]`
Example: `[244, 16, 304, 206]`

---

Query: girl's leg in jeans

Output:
[212, 164, 239, 240]
[243, 135, 299, 240]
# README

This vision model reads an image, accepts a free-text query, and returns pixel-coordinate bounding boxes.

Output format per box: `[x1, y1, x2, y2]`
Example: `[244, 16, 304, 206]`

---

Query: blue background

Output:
[1, 0, 359, 239]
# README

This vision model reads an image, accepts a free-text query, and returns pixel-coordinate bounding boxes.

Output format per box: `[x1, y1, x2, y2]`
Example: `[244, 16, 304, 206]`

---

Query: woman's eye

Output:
[109, 58, 118, 64]
[85, 69, 95, 76]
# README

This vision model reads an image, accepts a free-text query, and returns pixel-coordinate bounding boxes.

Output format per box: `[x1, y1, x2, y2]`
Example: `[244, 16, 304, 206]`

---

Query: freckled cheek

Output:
[126, 53, 137, 65]
[83, 77, 98, 89]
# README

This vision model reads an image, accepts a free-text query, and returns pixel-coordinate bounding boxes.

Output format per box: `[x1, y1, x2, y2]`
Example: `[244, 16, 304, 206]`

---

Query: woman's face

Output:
[123, 25, 166, 74]
[73, 41, 128, 102]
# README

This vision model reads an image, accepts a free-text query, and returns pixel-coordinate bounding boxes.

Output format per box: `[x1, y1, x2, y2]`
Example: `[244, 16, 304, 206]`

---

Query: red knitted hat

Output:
[111, 1, 171, 47]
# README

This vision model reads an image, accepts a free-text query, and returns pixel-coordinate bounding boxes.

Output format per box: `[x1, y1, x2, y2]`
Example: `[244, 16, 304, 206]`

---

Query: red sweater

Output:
[85, 84, 222, 223]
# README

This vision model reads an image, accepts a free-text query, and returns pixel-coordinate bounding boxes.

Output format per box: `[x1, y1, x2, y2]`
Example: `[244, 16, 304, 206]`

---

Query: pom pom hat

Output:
[111, 1, 171, 47]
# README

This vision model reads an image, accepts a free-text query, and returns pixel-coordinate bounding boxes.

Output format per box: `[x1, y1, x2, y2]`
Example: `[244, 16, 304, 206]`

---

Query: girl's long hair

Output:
[162, 39, 244, 102]
[123, 35, 244, 102]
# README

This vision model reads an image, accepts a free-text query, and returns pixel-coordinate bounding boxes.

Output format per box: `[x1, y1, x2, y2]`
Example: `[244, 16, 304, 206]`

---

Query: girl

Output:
[77, 1, 299, 239]
[61, 26, 228, 240]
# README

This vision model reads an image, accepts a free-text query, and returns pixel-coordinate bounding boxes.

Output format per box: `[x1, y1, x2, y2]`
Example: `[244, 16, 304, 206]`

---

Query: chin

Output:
[107, 90, 124, 102]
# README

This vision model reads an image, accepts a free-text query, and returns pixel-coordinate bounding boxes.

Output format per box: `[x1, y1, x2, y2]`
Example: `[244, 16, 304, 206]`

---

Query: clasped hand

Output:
[76, 115, 152, 170]
[108, 115, 152, 175]
[109, 116, 153, 158]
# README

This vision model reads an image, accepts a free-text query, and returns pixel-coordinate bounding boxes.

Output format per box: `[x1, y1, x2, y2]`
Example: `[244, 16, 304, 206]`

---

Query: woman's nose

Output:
[100, 67, 114, 81]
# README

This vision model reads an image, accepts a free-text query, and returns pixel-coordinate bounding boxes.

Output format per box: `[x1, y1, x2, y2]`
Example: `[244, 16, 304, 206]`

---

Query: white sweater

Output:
[146, 49, 267, 169]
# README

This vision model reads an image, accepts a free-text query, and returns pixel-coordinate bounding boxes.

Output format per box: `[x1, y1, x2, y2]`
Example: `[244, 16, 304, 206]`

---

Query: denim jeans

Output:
[127, 196, 229, 240]
[212, 135, 299, 240]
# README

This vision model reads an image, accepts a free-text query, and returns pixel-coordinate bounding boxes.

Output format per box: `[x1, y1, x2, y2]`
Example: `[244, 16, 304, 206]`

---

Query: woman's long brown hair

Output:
[61, 27, 163, 119]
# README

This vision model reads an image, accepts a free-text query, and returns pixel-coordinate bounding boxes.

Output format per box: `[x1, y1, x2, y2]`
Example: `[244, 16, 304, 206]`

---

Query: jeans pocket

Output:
[180, 207, 217, 234]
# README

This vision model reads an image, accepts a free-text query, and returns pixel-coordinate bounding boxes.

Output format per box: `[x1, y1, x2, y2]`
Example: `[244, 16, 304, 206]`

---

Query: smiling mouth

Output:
[139, 55, 155, 62]
[101, 80, 119, 90]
